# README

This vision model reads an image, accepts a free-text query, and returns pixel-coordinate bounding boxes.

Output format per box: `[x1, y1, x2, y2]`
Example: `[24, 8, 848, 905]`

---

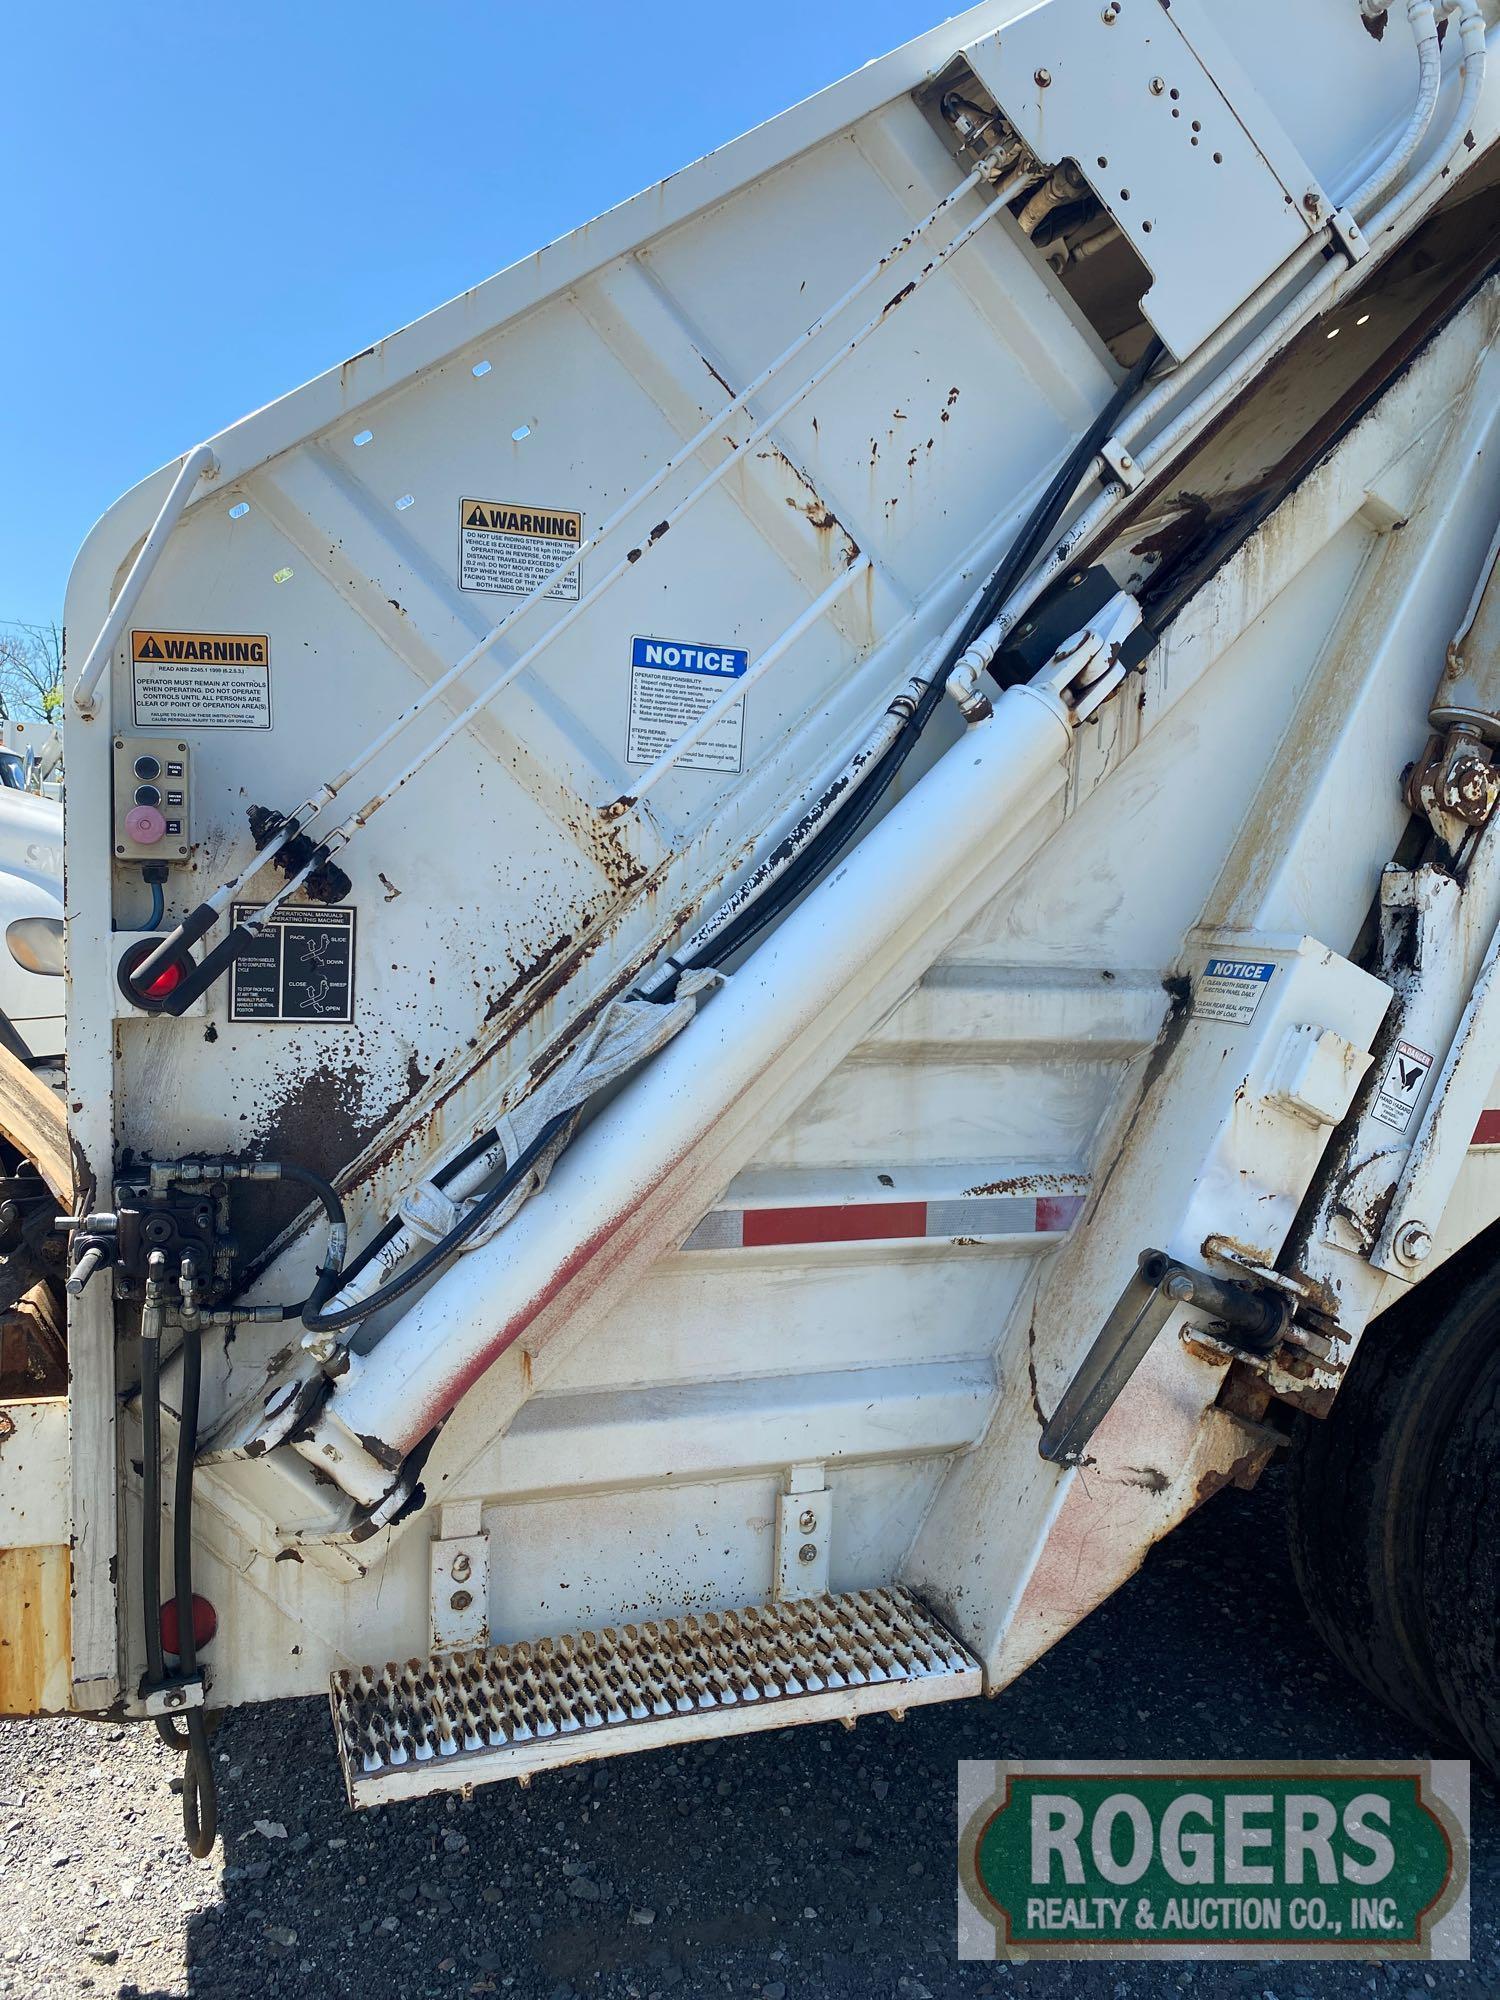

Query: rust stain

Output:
[0, 1545, 70, 1717]
[963, 1171, 1087, 1199]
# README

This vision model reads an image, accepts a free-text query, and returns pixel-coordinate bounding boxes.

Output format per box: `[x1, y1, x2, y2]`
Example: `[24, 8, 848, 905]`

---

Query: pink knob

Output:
[125, 804, 167, 845]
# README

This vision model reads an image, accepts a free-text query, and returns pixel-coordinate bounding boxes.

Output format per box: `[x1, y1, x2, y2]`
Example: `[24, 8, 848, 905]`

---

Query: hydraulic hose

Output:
[300, 1111, 574, 1339]
[172, 1311, 217, 1857]
[672, 337, 1165, 976]
[137, 1255, 189, 1752]
[272, 1161, 348, 1318]
[1345, 0, 1443, 220]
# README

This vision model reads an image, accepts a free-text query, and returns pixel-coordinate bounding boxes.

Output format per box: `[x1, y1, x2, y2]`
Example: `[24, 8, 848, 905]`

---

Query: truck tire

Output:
[1285, 1248, 1499, 1746]
[1423, 1340, 1500, 1775]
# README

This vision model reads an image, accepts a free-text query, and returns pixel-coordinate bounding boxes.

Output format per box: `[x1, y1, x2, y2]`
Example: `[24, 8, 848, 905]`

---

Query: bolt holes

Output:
[1141, 219, 1153, 233]
[1169, 87, 1180, 101]
[1171, 107, 1181, 118]
[1213, 151, 1224, 165]
[227, 501, 250, 520]
[1119, 188, 1131, 201]
[1357, 312, 1371, 326]
[1097, 154, 1109, 168]
[1191, 136, 1200, 146]
[1191, 119, 1202, 132]
[272, 566, 294, 585]
[471, 359, 492, 378]
[352, 429, 373, 448]
[394, 493, 415, 510]
[511, 423, 532, 442]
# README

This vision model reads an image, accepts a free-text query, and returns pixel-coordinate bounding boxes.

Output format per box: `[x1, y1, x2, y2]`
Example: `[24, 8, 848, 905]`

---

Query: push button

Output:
[125, 803, 167, 846]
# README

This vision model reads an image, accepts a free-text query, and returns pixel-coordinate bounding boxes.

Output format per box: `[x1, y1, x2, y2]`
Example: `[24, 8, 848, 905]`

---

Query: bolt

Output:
[163, 1689, 184, 1709]
[798, 1509, 818, 1533]
[450, 1589, 474, 1612]
[1393, 1221, 1433, 1268]
[450, 1551, 472, 1583]
[1150, 75, 1165, 93]
[1034, 67, 1052, 86]
[797, 1542, 819, 1565]
[1102, 2, 1120, 19]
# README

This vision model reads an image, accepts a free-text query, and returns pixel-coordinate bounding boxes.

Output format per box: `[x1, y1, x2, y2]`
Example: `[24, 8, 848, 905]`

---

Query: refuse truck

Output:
[3, 0, 1499, 1858]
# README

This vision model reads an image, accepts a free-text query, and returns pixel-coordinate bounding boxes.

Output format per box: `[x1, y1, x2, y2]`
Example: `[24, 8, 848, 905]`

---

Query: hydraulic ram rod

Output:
[293, 672, 1079, 1507]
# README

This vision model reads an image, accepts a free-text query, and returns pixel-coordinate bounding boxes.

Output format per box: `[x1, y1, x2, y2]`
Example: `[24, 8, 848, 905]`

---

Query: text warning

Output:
[131, 630, 271, 730]
[459, 498, 582, 600]
[229, 903, 356, 1024]
[627, 635, 748, 775]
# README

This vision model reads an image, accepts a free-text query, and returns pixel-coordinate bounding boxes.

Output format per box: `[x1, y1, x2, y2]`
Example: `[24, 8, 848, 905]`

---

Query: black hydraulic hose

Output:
[172, 1318, 217, 1857]
[677, 339, 1165, 978]
[311, 1124, 501, 1304]
[138, 1318, 190, 1752]
[272, 1161, 348, 1320]
[300, 1110, 575, 1338]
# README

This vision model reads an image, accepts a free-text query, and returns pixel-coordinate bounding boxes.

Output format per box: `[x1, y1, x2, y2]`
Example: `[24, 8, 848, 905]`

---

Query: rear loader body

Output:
[5, 0, 1500, 1827]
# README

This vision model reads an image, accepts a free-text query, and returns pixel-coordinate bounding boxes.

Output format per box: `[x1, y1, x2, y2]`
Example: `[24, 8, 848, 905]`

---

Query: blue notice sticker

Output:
[627, 634, 750, 774]
[1194, 956, 1275, 1025]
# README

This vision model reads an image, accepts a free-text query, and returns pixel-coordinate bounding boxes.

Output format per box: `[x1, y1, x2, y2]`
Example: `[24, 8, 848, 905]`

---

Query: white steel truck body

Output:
[4, 0, 1499, 1841]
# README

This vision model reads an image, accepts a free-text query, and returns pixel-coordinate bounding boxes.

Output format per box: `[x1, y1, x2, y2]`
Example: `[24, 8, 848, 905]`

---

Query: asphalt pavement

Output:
[0, 1469, 1492, 2000]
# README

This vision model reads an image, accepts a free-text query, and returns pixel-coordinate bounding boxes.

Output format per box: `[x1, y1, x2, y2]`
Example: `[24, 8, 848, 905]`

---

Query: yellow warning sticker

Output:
[459, 498, 582, 601]
[130, 631, 272, 730]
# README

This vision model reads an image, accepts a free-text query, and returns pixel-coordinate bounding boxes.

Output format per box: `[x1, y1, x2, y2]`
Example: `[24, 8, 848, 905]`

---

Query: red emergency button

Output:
[125, 803, 167, 845]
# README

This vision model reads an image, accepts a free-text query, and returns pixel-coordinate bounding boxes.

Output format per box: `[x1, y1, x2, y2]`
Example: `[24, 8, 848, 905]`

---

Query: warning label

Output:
[131, 630, 271, 730]
[627, 635, 748, 774]
[459, 498, 582, 600]
[229, 903, 355, 1024]
[1372, 1038, 1434, 1133]
[1192, 956, 1275, 1025]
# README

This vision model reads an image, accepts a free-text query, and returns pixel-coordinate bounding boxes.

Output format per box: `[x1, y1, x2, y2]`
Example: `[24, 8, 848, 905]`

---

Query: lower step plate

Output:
[331, 1586, 980, 1807]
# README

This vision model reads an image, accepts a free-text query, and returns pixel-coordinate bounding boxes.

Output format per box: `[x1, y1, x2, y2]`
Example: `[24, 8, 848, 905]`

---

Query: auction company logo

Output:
[957, 1763, 1469, 1961]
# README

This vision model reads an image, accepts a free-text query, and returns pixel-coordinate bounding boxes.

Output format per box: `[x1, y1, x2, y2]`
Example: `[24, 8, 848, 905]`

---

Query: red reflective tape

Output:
[1036, 1193, 1085, 1232]
[1472, 1109, 1500, 1146]
[741, 1201, 928, 1246]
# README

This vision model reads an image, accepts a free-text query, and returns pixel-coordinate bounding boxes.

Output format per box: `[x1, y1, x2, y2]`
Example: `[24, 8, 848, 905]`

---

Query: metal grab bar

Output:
[70, 444, 219, 717]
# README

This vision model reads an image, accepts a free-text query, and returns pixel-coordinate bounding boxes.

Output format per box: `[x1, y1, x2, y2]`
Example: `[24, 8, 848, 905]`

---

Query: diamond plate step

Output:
[330, 1586, 980, 1806]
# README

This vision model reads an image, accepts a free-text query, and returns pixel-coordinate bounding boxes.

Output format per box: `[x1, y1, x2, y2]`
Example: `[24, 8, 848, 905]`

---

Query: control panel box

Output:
[112, 735, 191, 862]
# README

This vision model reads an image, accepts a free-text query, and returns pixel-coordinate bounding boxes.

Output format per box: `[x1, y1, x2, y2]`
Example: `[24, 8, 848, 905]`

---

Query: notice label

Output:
[627, 634, 748, 774]
[1192, 956, 1275, 1025]
[459, 498, 582, 599]
[131, 630, 271, 730]
[1372, 1038, 1434, 1132]
[228, 903, 355, 1024]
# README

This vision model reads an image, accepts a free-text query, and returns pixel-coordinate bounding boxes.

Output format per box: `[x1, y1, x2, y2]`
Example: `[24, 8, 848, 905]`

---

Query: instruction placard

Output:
[459, 498, 582, 600]
[131, 630, 271, 730]
[1192, 956, 1275, 1025]
[627, 635, 748, 774]
[1372, 1038, 1434, 1132]
[228, 903, 355, 1024]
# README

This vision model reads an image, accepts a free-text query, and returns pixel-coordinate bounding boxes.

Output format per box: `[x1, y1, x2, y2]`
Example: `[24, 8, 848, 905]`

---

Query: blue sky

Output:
[2, 2, 949, 634]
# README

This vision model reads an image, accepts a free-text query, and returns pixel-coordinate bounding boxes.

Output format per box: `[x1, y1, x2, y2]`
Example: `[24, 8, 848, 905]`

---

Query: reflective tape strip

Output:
[678, 1192, 1085, 1251]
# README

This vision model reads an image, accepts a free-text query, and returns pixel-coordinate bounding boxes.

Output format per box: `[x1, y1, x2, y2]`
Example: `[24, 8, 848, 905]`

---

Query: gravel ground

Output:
[0, 1472, 1493, 2000]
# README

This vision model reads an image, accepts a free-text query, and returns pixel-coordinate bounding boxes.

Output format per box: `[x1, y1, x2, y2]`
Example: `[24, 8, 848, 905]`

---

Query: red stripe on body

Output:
[741, 1201, 928, 1246]
[1036, 1194, 1085, 1232]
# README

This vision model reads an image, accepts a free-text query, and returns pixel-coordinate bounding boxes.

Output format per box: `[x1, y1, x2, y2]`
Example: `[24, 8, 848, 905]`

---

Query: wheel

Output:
[1285, 1243, 1500, 1745]
[1424, 1338, 1500, 1774]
